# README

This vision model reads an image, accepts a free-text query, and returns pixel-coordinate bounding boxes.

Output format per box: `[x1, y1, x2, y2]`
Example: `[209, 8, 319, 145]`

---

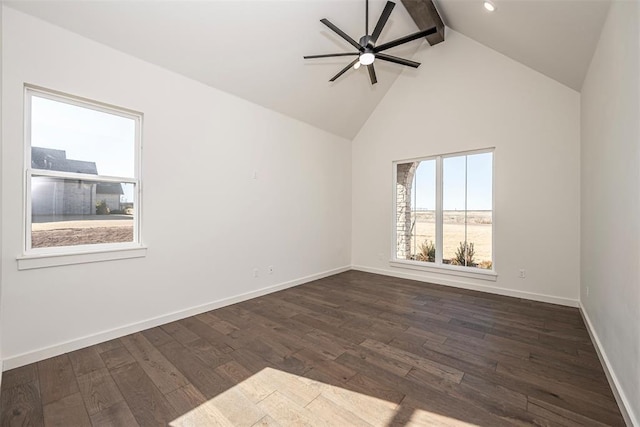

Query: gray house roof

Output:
[32, 147, 97, 174]
[32, 146, 123, 195]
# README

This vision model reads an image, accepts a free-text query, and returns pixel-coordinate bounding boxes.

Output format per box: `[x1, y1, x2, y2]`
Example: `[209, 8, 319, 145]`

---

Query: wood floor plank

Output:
[165, 383, 207, 414]
[90, 401, 140, 427]
[496, 361, 618, 408]
[314, 383, 398, 426]
[214, 360, 275, 403]
[76, 368, 124, 415]
[42, 392, 91, 427]
[100, 346, 136, 371]
[0, 270, 625, 426]
[156, 339, 235, 398]
[196, 312, 240, 335]
[344, 372, 405, 405]
[120, 332, 189, 394]
[165, 384, 236, 427]
[183, 337, 233, 368]
[301, 329, 359, 360]
[37, 354, 79, 405]
[139, 327, 174, 347]
[179, 316, 242, 353]
[360, 338, 464, 383]
[255, 367, 321, 408]
[305, 394, 373, 427]
[257, 391, 325, 427]
[93, 338, 123, 354]
[109, 362, 178, 426]
[293, 347, 358, 383]
[252, 415, 282, 427]
[0, 381, 44, 427]
[161, 320, 202, 345]
[527, 397, 615, 427]
[205, 385, 266, 427]
[343, 346, 413, 378]
[1, 364, 39, 389]
[68, 346, 106, 377]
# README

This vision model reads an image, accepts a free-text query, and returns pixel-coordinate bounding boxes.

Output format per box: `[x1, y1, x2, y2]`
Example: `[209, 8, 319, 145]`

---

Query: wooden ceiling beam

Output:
[400, 0, 445, 45]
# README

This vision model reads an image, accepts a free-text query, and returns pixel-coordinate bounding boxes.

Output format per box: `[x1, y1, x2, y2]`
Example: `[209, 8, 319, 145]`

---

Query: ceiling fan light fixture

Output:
[304, 0, 435, 84]
[483, 1, 496, 12]
[359, 52, 375, 65]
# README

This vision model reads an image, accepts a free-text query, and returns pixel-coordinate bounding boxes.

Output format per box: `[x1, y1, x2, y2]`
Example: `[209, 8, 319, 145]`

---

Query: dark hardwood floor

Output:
[0, 270, 625, 426]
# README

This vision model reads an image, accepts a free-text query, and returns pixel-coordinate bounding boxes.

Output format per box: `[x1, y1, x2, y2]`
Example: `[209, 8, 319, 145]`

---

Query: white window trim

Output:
[391, 148, 496, 280]
[20, 85, 145, 269]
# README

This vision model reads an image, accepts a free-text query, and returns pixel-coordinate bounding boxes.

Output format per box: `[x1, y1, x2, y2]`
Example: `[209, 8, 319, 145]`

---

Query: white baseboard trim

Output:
[351, 265, 579, 307]
[2, 265, 351, 371]
[580, 304, 638, 427]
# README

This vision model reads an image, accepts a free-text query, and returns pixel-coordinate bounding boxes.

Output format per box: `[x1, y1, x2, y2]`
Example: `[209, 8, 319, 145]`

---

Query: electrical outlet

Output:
[586, 286, 590, 297]
[519, 269, 526, 279]
[253, 268, 258, 278]
[268, 265, 274, 274]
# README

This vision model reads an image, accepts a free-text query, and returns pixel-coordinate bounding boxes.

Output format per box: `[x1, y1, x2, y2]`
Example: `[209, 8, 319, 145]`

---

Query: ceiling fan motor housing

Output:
[360, 35, 375, 49]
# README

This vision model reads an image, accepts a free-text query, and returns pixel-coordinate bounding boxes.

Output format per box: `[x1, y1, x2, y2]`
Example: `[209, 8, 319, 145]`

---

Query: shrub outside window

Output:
[24, 86, 142, 255]
[394, 149, 494, 271]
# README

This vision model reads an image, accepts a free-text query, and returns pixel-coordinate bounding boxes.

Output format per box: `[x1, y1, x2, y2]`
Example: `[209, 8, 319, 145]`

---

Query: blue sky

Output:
[31, 95, 136, 202]
[412, 152, 493, 211]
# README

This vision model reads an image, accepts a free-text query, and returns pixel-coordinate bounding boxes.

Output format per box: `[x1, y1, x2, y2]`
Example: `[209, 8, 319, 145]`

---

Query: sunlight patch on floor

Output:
[169, 366, 479, 426]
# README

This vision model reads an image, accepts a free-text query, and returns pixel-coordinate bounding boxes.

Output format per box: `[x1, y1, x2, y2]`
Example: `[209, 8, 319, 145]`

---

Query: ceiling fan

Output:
[304, 0, 437, 85]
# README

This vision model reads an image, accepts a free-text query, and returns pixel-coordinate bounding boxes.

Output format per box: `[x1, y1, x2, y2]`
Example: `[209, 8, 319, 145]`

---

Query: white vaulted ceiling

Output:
[5, 0, 611, 139]
[436, 0, 611, 91]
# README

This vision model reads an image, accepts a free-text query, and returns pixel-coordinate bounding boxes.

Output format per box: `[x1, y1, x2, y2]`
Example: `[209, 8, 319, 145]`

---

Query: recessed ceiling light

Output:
[483, 1, 496, 12]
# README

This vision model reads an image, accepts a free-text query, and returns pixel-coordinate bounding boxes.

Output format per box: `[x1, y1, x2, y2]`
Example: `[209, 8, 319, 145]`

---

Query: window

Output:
[394, 149, 494, 273]
[24, 86, 142, 256]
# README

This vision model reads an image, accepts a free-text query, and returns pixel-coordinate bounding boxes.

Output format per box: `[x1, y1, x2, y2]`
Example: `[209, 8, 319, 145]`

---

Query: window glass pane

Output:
[31, 95, 135, 178]
[443, 156, 467, 265]
[467, 153, 493, 269]
[31, 176, 135, 248]
[410, 160, 436, 262]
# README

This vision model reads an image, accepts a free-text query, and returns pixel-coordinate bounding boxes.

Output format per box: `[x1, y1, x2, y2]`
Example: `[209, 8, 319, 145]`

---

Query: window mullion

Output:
[435, 155, 443, 265]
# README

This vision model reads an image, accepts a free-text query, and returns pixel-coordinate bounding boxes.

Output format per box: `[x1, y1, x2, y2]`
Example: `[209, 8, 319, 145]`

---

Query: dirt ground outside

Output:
[31, 217, 133, 248]
[408, 210, 492, 266]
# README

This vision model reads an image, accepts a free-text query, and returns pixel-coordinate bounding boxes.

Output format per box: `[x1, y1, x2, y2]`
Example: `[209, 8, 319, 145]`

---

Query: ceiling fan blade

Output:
[329, 58, 360, 82]
[374, 26, 437, 52]
[375, 53, 420, 68]
[304, 53, 359, 59]
[370, 1, 395, 44]
[320, 18, 363, 51]
[367, 63, 378, 85]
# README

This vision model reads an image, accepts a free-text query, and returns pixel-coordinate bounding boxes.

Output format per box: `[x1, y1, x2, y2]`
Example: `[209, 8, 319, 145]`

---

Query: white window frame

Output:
[18, 85, 146, 269]
[390, 148, 497, 281]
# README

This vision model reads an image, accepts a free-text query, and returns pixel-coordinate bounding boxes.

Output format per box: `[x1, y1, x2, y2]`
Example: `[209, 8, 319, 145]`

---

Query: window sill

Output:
[389, 259, 498, 282]
[17, 246, 147, 270]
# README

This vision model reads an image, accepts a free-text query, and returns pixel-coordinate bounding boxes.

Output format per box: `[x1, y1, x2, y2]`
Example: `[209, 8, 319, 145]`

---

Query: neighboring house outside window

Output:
[393, 149, 494, 274]
[24, 86, 142, 255]
[31, 147, 125, 216]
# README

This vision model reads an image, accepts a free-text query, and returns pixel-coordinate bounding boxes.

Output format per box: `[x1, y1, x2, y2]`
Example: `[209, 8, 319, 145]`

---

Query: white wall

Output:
[352, 29, 581, 305]
[580, 0, 640, 424]
[0, 4, 4, 383]
[0, 7, 352, 368]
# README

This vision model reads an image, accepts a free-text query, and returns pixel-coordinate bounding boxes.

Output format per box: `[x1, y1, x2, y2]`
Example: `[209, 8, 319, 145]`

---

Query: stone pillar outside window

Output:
[396, 162, 418, 259]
